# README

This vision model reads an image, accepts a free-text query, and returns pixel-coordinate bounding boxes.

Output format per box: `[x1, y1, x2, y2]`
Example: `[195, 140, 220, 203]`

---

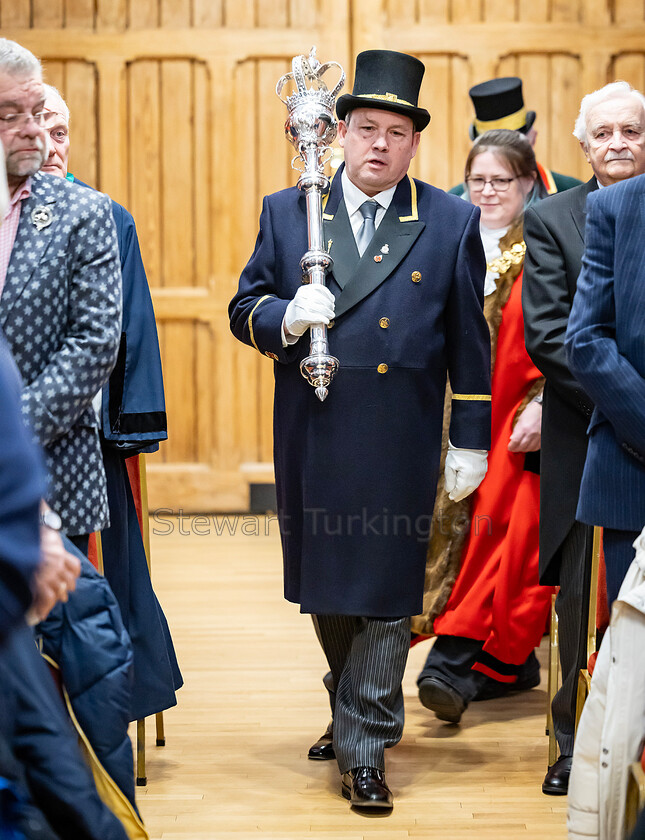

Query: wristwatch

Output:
[40, 509, 62, 531]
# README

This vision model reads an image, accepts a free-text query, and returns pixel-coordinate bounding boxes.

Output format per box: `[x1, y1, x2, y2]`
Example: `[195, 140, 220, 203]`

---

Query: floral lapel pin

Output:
[31, 206, 53, 231]
[374, 243, 389, 263]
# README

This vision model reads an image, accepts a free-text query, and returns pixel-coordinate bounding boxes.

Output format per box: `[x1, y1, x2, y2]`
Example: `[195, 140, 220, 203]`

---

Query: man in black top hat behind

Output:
[230, 50, 492, 810]
[450, 76, 581, 196]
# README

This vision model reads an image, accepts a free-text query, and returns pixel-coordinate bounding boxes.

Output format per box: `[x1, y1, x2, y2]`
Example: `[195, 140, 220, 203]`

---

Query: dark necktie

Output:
[356, 199, 378, 256]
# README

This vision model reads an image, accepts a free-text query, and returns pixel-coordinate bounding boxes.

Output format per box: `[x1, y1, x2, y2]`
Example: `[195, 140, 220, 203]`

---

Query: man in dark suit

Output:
[0, 38, 121, 550]
[523, 80, 645, 795]
[230, 50, 491, 810]
[566, 171, 645, 599]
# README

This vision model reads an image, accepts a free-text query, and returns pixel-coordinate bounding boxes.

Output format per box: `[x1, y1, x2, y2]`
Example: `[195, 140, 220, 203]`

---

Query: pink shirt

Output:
[0, 178, 32, 297]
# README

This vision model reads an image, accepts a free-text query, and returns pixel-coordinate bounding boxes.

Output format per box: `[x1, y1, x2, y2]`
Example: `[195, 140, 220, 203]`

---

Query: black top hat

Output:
[468, 77, 536, 140]
[336, 50, 431, 131]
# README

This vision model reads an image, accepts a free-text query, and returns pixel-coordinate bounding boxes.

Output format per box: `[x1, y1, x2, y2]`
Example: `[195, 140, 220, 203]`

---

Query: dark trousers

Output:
[603, 527, 640, 606]
[416, 635, 486, 702]
[629, 802, 645, 840]
[551, 521, 593, 757]
[312, 614, 410, 774]
[68, 533, 90, 556]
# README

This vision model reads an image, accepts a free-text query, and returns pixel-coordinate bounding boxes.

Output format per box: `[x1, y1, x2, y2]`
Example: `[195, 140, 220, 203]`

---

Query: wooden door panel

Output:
[2, 3, 645, 510]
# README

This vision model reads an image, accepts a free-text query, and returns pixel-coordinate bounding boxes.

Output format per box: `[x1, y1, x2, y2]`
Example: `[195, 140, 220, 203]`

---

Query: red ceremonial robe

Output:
[433, 270, 554, 680]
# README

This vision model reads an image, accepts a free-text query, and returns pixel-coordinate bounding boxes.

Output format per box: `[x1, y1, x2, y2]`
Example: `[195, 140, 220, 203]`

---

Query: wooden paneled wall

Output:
[3, 0, 645, 512]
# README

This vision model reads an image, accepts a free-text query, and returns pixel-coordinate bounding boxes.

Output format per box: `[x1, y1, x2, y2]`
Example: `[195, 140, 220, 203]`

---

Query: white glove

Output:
[283, 284, 335, 339]
[444, 442, 488, 502]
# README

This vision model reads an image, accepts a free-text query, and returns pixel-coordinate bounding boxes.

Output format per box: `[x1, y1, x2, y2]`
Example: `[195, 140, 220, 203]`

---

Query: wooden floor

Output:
[134, 515, 567, 839]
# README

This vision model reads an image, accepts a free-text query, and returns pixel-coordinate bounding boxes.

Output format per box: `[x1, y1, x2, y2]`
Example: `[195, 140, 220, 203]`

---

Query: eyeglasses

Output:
[0, 111, 48, 134]
[465, 176, 516, 193]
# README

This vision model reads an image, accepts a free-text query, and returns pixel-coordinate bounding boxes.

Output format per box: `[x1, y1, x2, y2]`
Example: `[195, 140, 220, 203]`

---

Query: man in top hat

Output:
[450, 76, 581, 196]
[230, 49, 491, 810]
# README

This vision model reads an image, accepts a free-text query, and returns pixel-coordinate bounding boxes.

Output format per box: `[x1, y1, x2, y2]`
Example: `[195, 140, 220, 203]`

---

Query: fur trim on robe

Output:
[411, 218, 544, 635]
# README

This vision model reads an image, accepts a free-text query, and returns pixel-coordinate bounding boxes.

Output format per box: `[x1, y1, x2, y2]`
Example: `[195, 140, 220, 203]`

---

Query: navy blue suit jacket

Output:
[566, 173, 645, 531]
[230, 168, 491, 616]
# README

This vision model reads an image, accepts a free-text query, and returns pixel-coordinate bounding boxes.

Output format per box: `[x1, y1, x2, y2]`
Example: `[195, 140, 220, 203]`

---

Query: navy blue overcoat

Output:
[230, 167, 491, 616]
[566, 173, 645, 531]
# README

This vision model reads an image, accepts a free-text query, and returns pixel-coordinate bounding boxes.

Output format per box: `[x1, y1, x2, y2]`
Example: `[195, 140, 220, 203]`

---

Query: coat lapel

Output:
[333, 174, 425, 319]
[1, 175, 58, 329]
[570, 177, 597, 241]
[323, 200, 359, 290]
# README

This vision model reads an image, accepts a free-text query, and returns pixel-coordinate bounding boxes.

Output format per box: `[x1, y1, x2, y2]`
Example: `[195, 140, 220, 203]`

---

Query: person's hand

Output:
[444, 444, 488, 502]
[27, 524, 81, 624]
[283, 284, 335, 339]
[508, 399, 542, 453]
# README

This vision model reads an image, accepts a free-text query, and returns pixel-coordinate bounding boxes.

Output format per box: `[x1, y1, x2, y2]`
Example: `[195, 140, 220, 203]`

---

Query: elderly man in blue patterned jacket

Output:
[0, 37, 121, 550]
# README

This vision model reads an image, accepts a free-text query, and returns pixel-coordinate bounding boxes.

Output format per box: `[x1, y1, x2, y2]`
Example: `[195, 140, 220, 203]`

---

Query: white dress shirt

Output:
[341, 168, 396, 242]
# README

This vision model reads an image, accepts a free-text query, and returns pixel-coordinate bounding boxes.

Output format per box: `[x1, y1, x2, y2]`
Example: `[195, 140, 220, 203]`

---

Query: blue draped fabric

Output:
[68, 175, 181, 719]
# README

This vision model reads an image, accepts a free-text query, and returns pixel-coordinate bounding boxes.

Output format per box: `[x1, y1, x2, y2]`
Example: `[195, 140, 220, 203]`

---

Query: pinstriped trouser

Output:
[312, 614, 410, 773]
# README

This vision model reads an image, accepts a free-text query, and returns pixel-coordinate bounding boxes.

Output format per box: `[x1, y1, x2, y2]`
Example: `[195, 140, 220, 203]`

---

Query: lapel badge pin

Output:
[374, 255, 383, 262]
[327, 238, 333, 252]
[31, 206, 53, 231]
[381, 244, 389, 254]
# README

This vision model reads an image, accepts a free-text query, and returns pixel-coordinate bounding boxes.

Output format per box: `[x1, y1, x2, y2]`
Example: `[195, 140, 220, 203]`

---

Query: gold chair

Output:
[574, 526, 603, 734]
[94, 530, 104, 575]
[546, 592, 560, 767]
[135, 453, 166, 787]
[625, 760, 645, 836]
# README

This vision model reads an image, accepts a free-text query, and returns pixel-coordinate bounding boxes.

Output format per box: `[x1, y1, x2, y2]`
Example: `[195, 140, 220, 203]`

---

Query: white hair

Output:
[0, 38, 41, 78]
[573, 81, 645, 145]
[43, 84, 70, 124]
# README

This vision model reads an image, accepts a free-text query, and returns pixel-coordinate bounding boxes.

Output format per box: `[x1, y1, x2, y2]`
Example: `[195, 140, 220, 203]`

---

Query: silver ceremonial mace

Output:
[276, 48, 345, 402]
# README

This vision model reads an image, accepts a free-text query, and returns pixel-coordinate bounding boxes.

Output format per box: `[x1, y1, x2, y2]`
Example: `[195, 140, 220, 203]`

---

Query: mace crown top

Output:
[276, 47, 345, 114]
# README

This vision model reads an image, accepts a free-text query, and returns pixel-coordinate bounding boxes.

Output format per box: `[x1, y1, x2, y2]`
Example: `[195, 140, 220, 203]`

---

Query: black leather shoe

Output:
[418, 676, 466, 723]
[341, 767, 393, 809]
[542, 755, 572, 795]
[473, 651, 541, 701]
[308, 726, 335, 761]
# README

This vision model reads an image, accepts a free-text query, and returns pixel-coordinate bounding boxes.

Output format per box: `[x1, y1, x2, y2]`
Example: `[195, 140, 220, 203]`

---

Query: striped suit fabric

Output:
[566, 172, 645, 595]
[312, 615, 410, 773]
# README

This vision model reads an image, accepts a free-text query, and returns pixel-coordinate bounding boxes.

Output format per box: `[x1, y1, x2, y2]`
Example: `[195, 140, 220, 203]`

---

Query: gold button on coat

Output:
[377, 363, 388, 374]
[411, 271, 421, 283]
[379, 317, 390, 329]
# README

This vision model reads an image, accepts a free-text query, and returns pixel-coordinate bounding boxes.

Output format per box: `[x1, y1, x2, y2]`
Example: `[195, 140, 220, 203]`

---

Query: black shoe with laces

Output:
[341, 767, 393, 809]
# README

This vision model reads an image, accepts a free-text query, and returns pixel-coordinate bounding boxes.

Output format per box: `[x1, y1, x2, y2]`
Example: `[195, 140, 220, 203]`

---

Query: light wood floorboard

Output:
[133, 516, 567, 838]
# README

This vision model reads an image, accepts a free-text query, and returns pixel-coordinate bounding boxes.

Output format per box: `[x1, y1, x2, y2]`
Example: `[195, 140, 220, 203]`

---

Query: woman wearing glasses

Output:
[414, 129, 554, 724]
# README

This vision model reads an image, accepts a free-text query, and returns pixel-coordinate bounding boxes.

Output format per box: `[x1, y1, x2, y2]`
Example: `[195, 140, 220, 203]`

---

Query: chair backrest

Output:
[586, 526, 603, 665]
